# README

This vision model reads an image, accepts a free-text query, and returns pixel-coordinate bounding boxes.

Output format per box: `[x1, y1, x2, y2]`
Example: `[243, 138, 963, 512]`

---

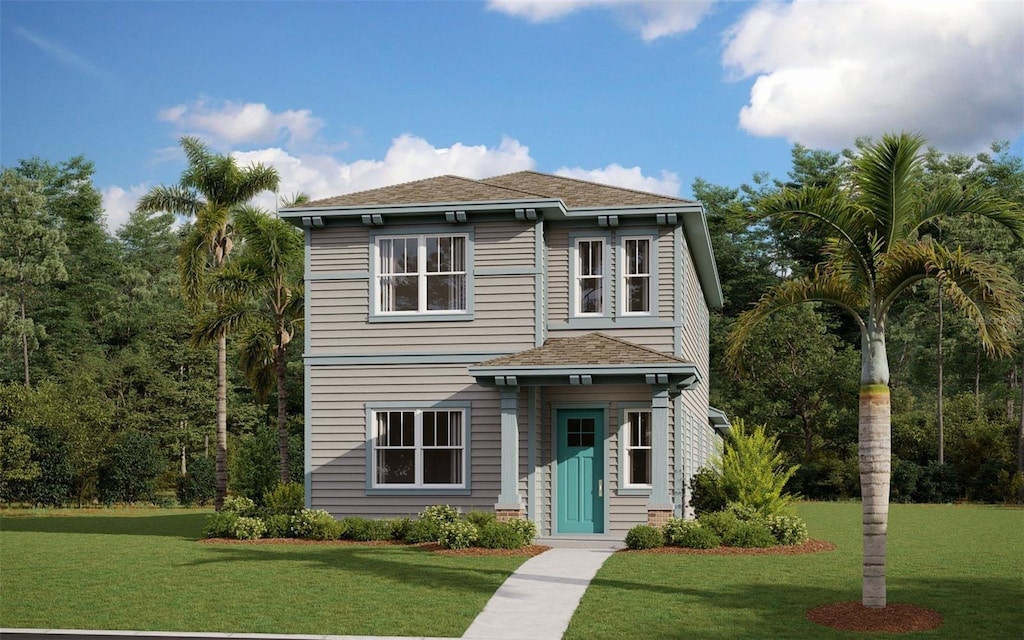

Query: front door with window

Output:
[556, 409, 604, 533]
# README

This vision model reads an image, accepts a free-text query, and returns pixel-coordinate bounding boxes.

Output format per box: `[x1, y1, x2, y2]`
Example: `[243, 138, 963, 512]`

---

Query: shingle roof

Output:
[292, 171, 693, 210]
[476, 332, 693, 368]
[482, 171, 691, 208]
[298, 175, 544, 208]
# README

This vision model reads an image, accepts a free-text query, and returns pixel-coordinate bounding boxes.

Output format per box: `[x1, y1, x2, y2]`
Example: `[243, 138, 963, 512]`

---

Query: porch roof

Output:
[469, 332, 700, 388]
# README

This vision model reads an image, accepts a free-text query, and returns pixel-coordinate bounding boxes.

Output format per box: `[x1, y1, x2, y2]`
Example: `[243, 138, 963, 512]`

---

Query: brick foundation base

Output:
[647, 509, 673, 527]
[495, 508, 523, 522]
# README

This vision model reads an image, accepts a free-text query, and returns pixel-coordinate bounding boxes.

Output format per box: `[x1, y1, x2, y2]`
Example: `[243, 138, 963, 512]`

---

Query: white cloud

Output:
[555, 164, 681, 197]
[487, 0, 715, 41]
[723, 0, 1024, 151]
[158, 99, 324, 147]
[101, 184, 150, 232]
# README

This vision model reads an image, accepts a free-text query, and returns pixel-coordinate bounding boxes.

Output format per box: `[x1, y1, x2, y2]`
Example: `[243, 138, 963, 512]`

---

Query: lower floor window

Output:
[374, 408, 465, 487]
[625, 410, 652, 487]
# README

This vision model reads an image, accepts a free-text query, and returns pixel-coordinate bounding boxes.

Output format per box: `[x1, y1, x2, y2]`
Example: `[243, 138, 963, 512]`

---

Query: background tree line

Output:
[1, 138, 1021, 507]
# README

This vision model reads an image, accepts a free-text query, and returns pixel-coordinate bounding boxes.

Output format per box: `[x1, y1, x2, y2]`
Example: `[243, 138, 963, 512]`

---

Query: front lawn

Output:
[566, 502, 1023, 639]
[0, 508, 527, 636]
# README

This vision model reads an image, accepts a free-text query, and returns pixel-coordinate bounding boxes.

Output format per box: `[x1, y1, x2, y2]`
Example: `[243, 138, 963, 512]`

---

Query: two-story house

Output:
[281, 171, 728, 540]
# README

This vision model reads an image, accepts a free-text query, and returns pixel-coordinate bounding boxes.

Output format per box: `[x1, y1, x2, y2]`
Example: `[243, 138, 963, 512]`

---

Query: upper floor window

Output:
[622, 237, 651, 314]
[373, 408, 466, 487]
[575, 238, 606, 315]
[624, 409, 652, 487]
[377, 234, 467, 314]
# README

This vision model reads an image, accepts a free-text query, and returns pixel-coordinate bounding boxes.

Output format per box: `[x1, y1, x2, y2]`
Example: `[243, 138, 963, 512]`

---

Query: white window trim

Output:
[619, 236, 654, 316]
[573, 237, 609, 317]
[623, 409, 653, 489]
[374, 233, 469, 316]
[370, 407, 468, 489]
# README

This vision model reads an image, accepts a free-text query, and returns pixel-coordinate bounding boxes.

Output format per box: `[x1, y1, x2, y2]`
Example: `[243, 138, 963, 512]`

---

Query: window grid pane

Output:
[577, 239, 605, 315]
[626, 411, 652, 486]
[624, 238, 651, 313]
[379, 235, 467, 314]
[374, 409, 466, 488]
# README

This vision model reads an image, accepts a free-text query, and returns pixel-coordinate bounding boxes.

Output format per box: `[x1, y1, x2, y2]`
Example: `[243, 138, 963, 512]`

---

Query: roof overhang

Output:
[708, 406, 732, 437]
[469, 363, 700, 389]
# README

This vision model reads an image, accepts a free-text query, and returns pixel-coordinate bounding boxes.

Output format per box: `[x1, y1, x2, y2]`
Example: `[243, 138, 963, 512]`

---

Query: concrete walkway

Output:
[461, 548, 616, 640]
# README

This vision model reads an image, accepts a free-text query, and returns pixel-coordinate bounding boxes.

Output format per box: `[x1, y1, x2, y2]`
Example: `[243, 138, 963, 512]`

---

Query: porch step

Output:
[536, 536, 625, 550]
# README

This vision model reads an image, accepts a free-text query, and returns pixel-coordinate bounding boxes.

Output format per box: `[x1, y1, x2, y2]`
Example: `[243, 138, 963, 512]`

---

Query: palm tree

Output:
[727, 132, 1023, 608]
[136, 137, 279, 509]
[195, 205, 303, 484]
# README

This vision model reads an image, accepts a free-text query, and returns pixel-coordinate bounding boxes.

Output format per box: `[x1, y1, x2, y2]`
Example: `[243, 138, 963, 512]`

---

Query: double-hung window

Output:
[621, 237, 651, 314]
[373, 408, 466, 487]
[377, 234, 467, 314]
[575, 238, 606, 315]
[624, 410, 652, 487]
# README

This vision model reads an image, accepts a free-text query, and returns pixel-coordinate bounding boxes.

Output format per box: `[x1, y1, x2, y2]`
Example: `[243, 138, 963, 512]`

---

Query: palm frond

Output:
[852, 132, 926, 250]
[190, 302, 258, 347]
[236, 322, 276, 403]
[135, 185, 201, 218]
[177, 228, 209, 311]
[206, 264, 263, 302]
[726, 270, 868, 372]
[912, 186, 1024, 242]
[233, 163, 280, 204]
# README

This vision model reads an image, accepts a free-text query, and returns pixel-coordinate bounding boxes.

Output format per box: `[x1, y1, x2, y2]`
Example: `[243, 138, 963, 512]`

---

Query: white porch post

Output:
[496, 386, 522, 517]
[648, 384, 673, 525]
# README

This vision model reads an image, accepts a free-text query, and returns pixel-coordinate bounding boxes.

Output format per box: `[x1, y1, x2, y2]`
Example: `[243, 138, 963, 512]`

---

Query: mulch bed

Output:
[199, 537, 551, 556]
[621, 538, 836, 555]
[807, 601, 944, 633]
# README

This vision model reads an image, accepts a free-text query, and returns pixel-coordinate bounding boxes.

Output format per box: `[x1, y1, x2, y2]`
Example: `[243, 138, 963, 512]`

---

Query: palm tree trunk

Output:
[19, 278, 30, 387]
[860, 323, 891, 608]
[276, 341, 289, 484]
[937, 290, 944, 465]
[215, 333, 228, 510]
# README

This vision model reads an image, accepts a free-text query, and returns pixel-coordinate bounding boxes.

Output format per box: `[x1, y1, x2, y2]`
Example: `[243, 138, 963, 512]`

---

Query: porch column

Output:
[648, 385, 673, 526]
[495, 386, 522, 518]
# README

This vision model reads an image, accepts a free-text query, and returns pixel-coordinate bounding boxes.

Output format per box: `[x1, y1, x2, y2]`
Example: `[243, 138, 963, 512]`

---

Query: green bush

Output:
[390, 517, 412, 540]
[343, 517, 395, 541]
[438, 519, 478, 549]
[404, 518, 441, 543]
[663, 519, 720, 549]
[476, 518, 537, 549]
[724, 502, 762, 522]
[765, 514, 809, 545]
[697, 510, 741, 539]
[230, 428, 303, 504]
[221, 496, 258, 517]
[420, 504, 459, 525]
[689, 467, 728, 516]
[717, 419, 799, 517]
[625, 524, 664, 550]
[233, 516, 267, 540]
[465, 510, 497, 528]
[97, 431, 166, 505]
[176, 456, 215, 506]
[722, 520, 776, 548]
[203, 511, 240, 538]
[263, 482, 304, 516]
[264, 514, 291, 538]
[290, 509, 343, 540]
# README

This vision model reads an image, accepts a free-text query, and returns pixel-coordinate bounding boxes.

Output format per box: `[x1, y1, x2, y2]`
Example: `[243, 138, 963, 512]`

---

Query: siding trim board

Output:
[303, 227, 313, 509]
[307, 271, 370, 281]
[616, 401, 653, 498]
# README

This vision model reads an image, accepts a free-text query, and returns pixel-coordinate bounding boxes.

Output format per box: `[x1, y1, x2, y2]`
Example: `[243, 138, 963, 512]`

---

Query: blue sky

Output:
[2, 1, 1022, 231]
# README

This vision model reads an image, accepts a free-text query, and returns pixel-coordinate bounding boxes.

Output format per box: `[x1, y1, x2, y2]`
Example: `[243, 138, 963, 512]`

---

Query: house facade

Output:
[281, 171, 727, 539]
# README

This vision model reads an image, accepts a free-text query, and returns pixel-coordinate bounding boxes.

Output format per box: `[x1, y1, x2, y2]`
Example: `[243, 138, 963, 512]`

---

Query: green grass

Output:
[566, 502, 1024, 640]
[0, 508, 527, 636]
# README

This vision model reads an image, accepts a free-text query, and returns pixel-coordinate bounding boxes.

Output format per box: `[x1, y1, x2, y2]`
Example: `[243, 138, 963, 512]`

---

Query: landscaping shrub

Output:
[404, 518, 440, 543]
[663, 519, 720, 549]
[717, 419, 798, 516]
[233, 516, 267, 540]
[230, 428, 302, 504]
[891, 458, 921, 503]
[697, 510, 741, 540]
[203, 511, 240, 538]
[263, 482, 304, 516]
[176, 456, 215, 506]
[97, 431, 165, 505]
[343, 517, 395, 541]
[913, 462, 959, 503]
[420, 504, 459, 525]
[625, 524, 664, 550]
[438, 519, 478, 550]
[264, 514, 291, 538]
[390, 517, 412, 540]
[688, 467, 728, 516]
[724, 502, 762, 523]
[221, 496, 258, 517]
[765, 514, 809, 545]
[290, 508, 343, 540]
[722, 520, 776, 548]
[476, 518, 537, 549]
[465, 510, 497, 528]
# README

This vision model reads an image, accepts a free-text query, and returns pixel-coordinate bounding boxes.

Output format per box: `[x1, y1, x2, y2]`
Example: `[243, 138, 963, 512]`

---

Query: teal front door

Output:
[556, 409, 604, 534]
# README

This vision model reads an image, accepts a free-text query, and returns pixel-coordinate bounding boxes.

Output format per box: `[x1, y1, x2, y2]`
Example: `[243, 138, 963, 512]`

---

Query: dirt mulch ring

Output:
[199, 538, 551, 556]
[621, 538, 836, 555]
[807, 602, 943, 633]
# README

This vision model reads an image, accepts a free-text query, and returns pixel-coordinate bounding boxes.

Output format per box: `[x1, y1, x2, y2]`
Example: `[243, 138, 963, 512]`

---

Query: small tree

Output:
[716, 419, 799, 516]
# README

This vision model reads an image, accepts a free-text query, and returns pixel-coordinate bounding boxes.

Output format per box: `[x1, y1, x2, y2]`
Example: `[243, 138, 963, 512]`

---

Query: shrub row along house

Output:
[281, 171, 729, 540]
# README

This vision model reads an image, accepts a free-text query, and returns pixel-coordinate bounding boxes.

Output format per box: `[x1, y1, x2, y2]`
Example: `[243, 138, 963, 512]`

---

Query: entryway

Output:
[555, 409, 604, 534]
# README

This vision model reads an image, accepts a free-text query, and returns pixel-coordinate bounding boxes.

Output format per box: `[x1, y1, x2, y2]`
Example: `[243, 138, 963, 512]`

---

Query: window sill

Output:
[551, 317, 672, 330]
[366, 487, 472, 496]
[369, 313, 475, 323]
[617, 487, 652, 497]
